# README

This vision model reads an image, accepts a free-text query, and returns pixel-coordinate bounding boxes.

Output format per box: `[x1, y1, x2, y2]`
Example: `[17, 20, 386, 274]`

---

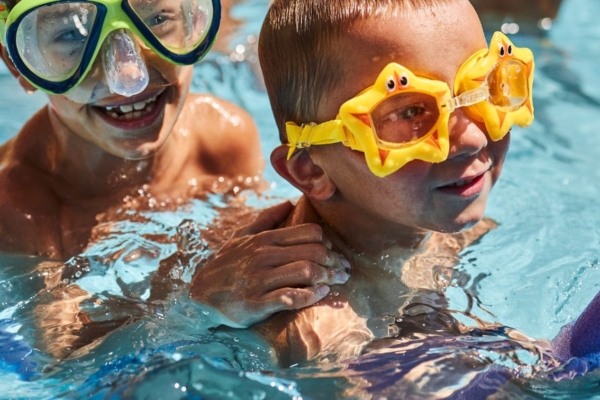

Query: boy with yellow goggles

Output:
[0, 0, 220, 96]
[286, 32, 535, 178]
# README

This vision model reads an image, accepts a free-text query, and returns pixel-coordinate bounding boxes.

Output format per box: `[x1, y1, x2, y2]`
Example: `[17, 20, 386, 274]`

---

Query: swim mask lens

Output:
[15, 3, 97, 83]
[0, 0, 221, 95]
[128, 0, 214, 54]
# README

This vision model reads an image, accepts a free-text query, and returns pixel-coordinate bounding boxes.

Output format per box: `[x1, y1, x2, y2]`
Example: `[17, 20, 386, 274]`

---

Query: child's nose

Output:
[101, 29, 150, 97]
[446, 109, 488, 161]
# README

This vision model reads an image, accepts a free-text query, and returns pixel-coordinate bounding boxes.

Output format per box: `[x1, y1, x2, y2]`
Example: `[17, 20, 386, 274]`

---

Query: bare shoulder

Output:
[253, 298, 371, 366]
[179, 93, 264, 177]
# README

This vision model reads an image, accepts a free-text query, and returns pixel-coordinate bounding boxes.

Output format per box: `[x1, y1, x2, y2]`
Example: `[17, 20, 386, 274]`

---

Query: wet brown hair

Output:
[259, 0, 455, 142]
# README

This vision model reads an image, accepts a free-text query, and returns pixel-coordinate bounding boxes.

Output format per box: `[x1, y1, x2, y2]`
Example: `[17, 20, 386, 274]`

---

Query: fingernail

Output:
[317, 284, 330, 296]
[340, 256, 351, 272]
[334, 270, 350, 284]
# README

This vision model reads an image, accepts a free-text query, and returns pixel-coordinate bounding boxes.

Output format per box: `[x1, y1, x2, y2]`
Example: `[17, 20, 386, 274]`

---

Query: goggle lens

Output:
[486, 59, 529, 112]
[370, 92, 441, 147]
[15, 3, 98, 82]
[128, 0, 213, 55]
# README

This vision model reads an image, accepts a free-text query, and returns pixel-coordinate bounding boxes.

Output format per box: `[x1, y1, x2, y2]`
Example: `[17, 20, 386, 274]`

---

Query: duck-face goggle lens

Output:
[485, 59, 529, 112]
[370, 91, 441, 149]
[367, 59, 530, 151]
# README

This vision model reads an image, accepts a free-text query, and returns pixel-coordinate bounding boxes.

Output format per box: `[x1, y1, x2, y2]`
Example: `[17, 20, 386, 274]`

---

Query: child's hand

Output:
[190, 201, 350, 328]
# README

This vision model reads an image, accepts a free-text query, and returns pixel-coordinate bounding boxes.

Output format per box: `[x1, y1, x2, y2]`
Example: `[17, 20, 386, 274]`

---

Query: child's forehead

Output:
[318, 1, 486, 120]
[345, 5, 483, 76]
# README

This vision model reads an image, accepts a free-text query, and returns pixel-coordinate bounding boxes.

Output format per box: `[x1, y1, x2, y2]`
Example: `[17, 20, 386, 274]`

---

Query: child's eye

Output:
[385, 104, 427, 123]
[399, 104, 426, 120]
[147, 13, 168, 27]
[398, 73, 409, 88]
[386, 77, 396, 92]
[53, 29, 85, 43]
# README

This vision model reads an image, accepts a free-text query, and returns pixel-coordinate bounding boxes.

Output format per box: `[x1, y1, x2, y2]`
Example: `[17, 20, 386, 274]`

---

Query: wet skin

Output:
[303, 4, 509, 254]
[0, 36, 263, 259]
[260, 0, 511, 365]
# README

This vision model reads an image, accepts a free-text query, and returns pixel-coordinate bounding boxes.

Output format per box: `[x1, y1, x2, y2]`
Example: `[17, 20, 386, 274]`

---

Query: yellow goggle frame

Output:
[286, 32, 535, 178]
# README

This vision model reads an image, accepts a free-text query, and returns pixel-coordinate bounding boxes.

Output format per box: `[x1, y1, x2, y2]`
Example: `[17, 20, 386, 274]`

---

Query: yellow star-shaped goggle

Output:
[286, 32, 535, 178]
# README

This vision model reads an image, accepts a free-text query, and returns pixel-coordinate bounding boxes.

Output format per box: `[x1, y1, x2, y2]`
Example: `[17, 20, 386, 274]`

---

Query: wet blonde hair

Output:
[259, 0, 455, 141]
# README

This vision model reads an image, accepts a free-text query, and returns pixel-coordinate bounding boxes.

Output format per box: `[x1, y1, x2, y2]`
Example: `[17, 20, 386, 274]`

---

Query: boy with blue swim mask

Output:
[0, 0, 350, 332]
[0, 0, 263, 257]
[244, 0, 600, 379]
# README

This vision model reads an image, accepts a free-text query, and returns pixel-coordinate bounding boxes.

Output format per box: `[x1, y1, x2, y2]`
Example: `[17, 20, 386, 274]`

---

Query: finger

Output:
[256, 223, 331, 248]
[259, 261, 350, 292]
[234, 201, 294, 237]
[253, 244, 348, 270]
[258, 285, 331, 314]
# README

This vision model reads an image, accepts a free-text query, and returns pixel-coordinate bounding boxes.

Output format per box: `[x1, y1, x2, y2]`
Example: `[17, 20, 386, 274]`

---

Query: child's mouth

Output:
[101, 94, 159, 121]
[437, 172, 486, 197]
[92, 88, 167, 130]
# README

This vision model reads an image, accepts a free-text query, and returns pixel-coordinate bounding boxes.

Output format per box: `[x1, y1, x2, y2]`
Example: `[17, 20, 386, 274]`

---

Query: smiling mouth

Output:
[91, 87, 170, 132]
[445, 176, 480, 188]
[96, 89, 166, 121]
[436, 168, 490, 198]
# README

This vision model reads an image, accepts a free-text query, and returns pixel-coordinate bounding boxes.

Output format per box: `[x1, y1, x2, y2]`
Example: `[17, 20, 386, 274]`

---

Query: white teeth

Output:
[119, 104, 134, 113]
[101, 92, 161, 120]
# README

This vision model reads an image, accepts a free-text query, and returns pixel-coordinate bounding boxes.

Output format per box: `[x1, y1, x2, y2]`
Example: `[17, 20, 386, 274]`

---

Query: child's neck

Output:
[308, 196, 431, 256]
[289, 196, 431, 277]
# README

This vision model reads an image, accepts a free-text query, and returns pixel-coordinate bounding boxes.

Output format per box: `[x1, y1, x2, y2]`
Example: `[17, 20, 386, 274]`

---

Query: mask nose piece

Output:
[102, 29, 149, 97]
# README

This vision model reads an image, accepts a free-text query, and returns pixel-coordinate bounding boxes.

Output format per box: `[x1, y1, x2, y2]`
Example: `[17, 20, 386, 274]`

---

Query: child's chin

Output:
[110, 136, 169, 160]
[121, 146, 161, 160]
[429, 211, 485, 234]
[446, 214, 485, 233]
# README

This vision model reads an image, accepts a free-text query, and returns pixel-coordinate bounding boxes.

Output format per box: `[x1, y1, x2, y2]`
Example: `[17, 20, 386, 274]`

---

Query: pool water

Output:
[2, 0, 600, 398]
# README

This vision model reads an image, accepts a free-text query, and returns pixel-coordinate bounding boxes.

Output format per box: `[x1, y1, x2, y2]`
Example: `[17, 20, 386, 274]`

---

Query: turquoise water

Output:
[2, 0, 600, 398]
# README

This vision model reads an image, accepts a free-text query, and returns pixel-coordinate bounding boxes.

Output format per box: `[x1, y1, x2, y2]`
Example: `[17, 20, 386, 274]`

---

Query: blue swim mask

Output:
[0, 0, 220, 96]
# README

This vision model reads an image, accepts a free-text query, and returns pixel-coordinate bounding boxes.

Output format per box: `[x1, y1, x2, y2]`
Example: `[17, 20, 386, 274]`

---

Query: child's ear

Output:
[271, 145, 336, 201]
[1, 44, 37, 94]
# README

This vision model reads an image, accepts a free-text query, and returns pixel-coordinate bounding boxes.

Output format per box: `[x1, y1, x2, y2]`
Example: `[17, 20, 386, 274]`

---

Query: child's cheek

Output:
[489, 134, 510, 185]
[47, 95, 82, 120]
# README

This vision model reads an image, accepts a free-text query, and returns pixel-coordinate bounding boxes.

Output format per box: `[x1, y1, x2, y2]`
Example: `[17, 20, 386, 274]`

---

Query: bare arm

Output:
[0, 164, 62, 258]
